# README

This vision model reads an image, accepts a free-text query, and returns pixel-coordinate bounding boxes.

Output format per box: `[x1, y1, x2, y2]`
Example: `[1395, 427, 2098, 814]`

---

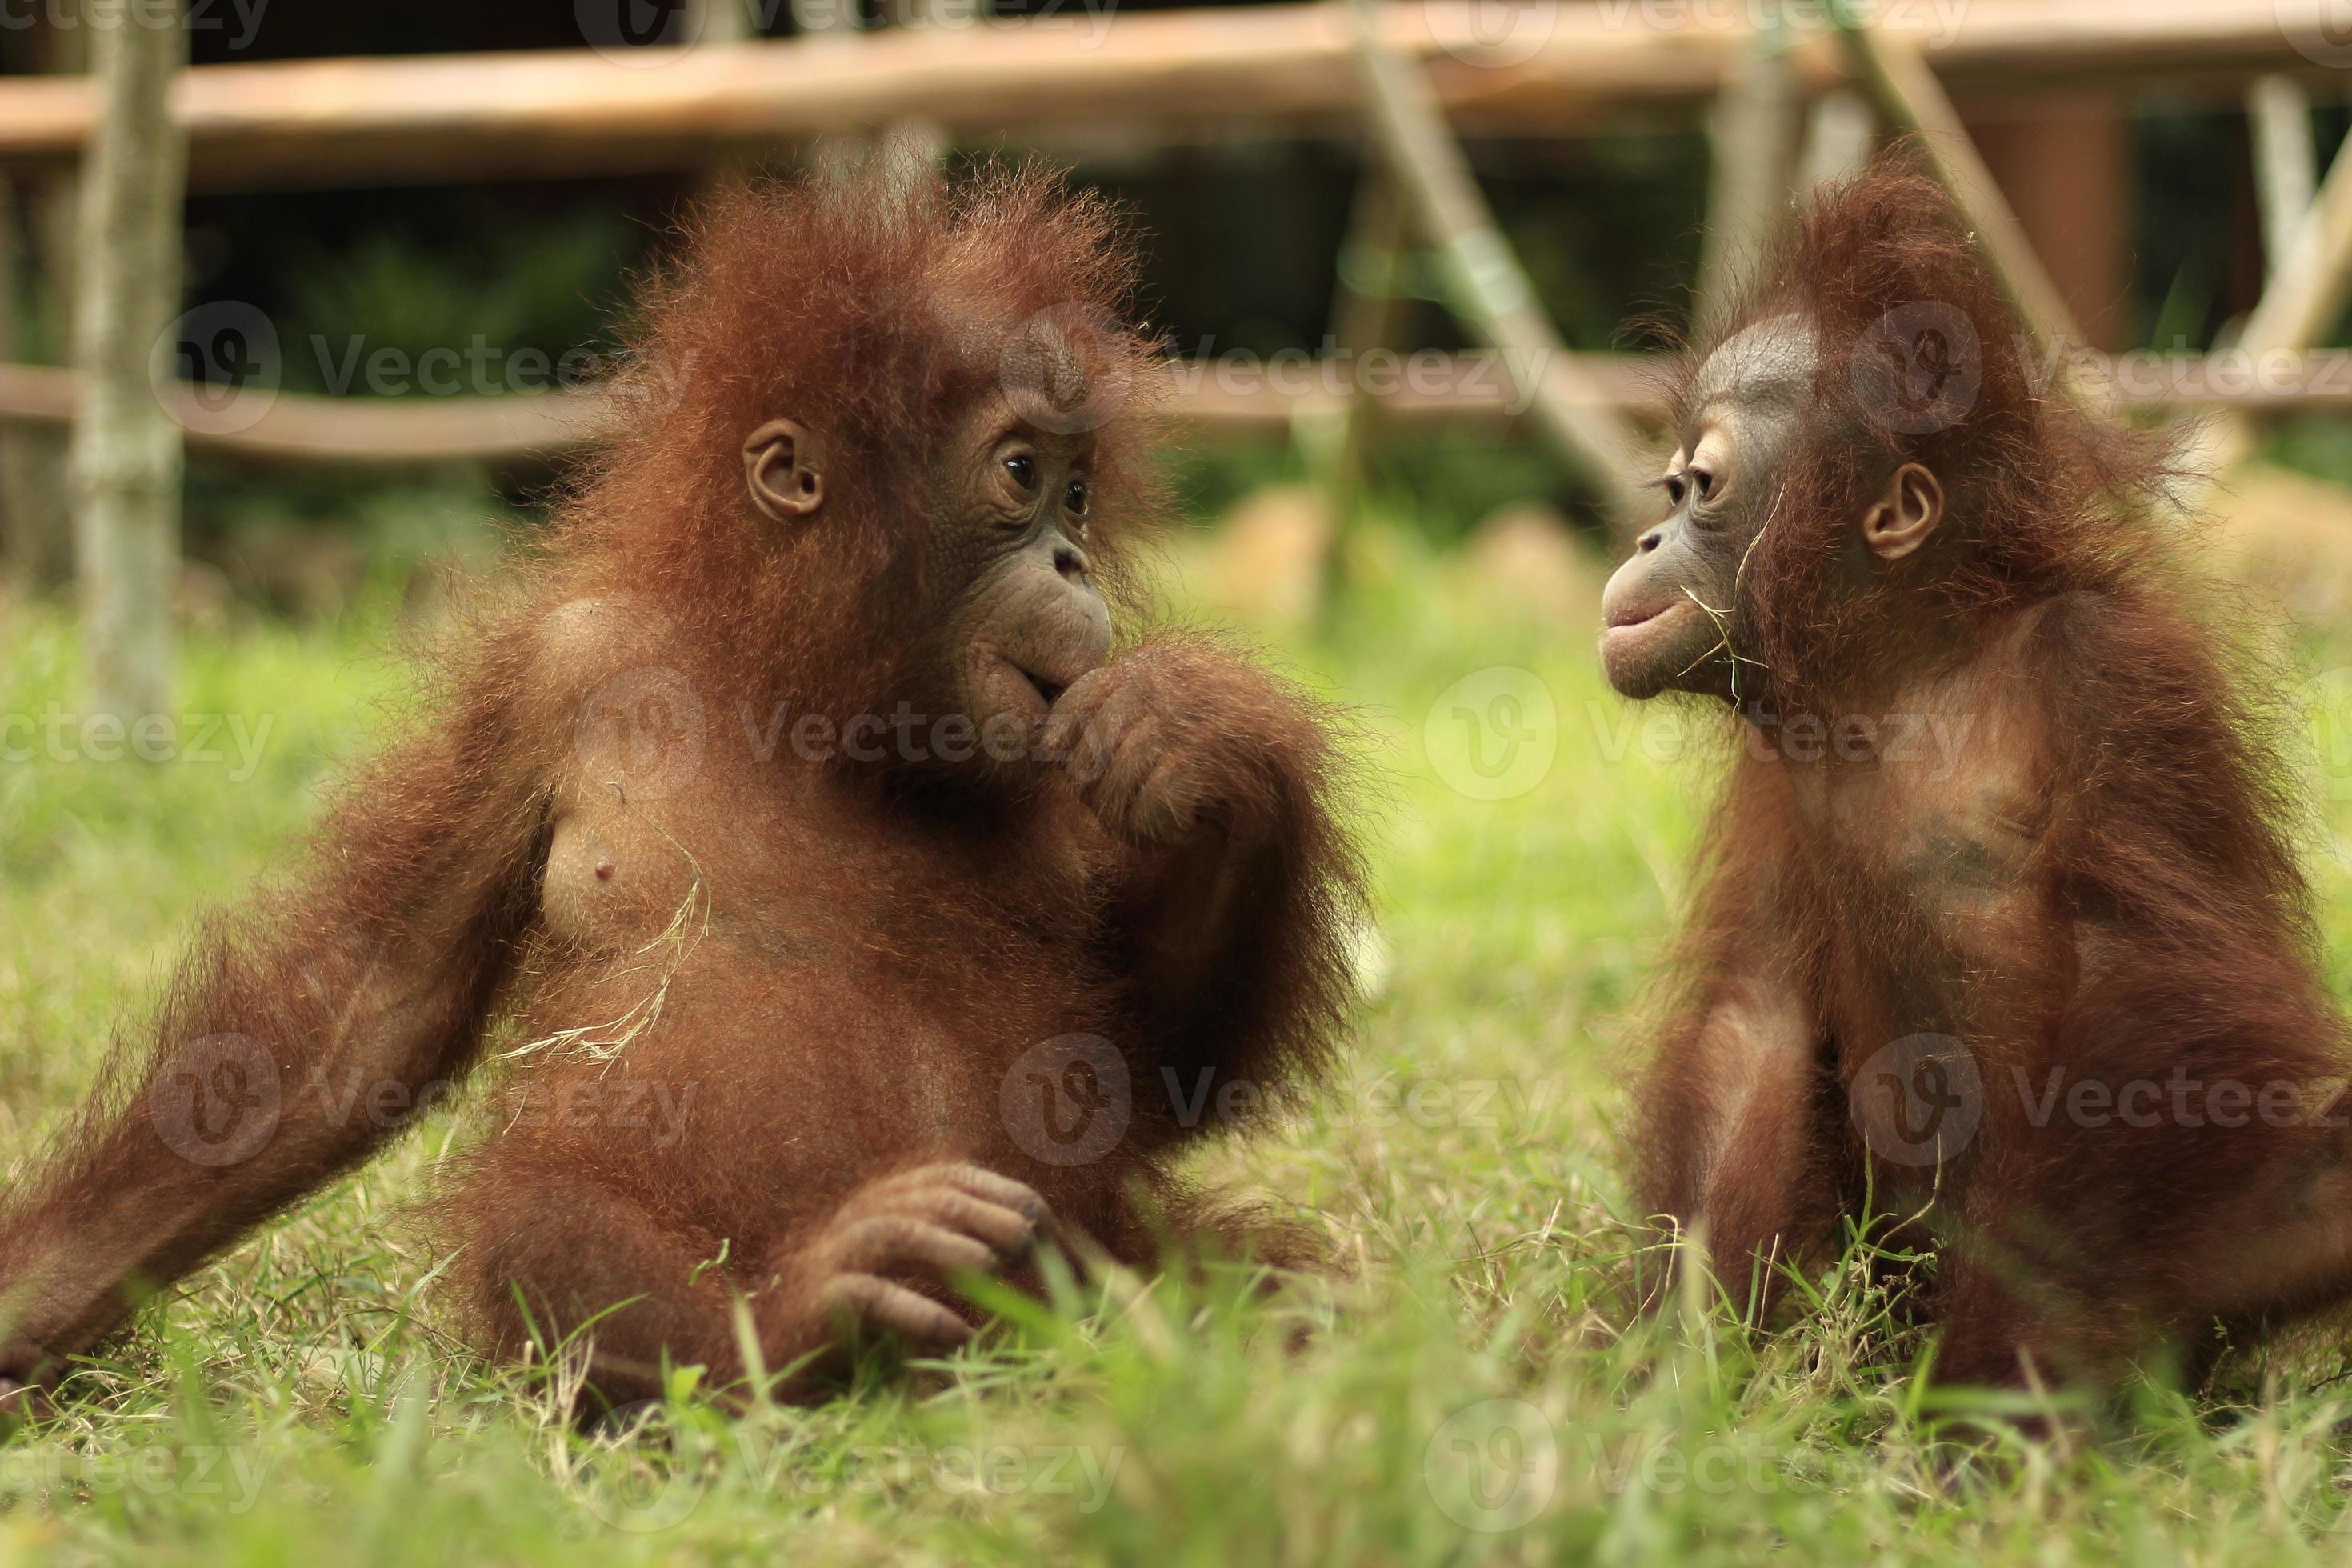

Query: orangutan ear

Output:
[1861, 462, 1944, 562]
[743, 418, 825, 522]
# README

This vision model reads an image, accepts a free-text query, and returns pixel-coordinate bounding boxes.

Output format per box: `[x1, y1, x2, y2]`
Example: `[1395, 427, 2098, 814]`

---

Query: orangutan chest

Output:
[540, 808, 708, 947]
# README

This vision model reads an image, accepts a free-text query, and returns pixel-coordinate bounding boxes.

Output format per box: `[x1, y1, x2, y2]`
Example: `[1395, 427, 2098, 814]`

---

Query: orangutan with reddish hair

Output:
[1602, 154, 2352, 1390]
[0, 158, 1366, 1408]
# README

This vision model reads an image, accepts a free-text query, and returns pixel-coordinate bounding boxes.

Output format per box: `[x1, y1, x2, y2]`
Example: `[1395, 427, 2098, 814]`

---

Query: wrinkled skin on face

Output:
[1599, 317, 1950, 706]
[930, 392, 1113, 739]
[742, 388, 1113, 771]
[1600, 318, 1822, 702]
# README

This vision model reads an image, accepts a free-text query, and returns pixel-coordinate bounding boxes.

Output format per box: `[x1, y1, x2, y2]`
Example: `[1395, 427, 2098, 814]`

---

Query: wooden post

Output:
[687, 0, 756, 45]
[1966, 95, 2129, 349]
[1316, 170, 1415, 521]
[1697, 37, 1798, 326]
[1340, 0, 1641, 526]
[0, 16, 84, 593]
[69, 0, 189, 722]
[0, 178, 65, 590]
[2237, 123, 2352, 358]
[2250, 74, 2318, 280]
[1834, 18, 2085, 350]
[2182, 119, 2352, 483]
[1798, 91, 1878, 192]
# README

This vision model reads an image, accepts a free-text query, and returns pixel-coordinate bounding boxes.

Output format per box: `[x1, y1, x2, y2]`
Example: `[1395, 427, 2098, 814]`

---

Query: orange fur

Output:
[0, 160, 1366, 1409]
[1633, 155, 2352, 1388]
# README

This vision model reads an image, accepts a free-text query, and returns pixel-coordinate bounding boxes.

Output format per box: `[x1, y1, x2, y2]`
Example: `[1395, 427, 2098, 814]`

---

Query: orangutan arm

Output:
[1044, 633, 1366, 1087]
[0, 632, 558, 1389]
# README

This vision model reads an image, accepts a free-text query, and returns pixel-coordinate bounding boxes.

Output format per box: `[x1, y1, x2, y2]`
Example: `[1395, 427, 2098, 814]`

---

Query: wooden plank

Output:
[0, 1, 2322, 193]
[1345, 0, 1644, 523]
[1837, 22, 2085, 349]
[0, 351, 2325, 470]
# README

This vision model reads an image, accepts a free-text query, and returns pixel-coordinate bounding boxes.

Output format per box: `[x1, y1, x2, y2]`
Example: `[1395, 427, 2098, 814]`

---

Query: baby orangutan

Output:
[1605, 157, 2352, 1393]
[0, 162, 1366, 1410]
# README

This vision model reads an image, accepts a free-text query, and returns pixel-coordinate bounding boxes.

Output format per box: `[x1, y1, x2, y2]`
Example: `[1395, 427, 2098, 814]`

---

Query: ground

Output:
[8, 514, 2352, 1564]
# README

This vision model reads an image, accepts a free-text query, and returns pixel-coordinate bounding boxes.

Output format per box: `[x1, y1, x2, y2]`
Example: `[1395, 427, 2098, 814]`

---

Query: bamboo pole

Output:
[69, 0, 189, 722]
[1698, 37, 1800, 325]
[2183, 121, 2352, 481]
[0, 15, 82, 592]
[1798, 90, 1877, 194]
[1834, 18, 2085, 350]
[1318, 171, 1417, 520]
[1341, 0, 1642, 526]
[2250, 74, 2319, 279]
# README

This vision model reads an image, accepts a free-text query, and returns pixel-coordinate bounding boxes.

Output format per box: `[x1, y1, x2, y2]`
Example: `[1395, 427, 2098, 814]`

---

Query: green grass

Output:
[13, 526, 2352, 1564]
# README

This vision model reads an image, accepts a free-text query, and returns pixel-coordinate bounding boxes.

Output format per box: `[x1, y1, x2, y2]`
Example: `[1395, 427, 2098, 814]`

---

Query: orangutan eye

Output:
[1064, 478, 1088, 515]
[1691, 469, 1715, 501]
[1664, 474, 1687, 507]
[1003, 454, 1037, 492]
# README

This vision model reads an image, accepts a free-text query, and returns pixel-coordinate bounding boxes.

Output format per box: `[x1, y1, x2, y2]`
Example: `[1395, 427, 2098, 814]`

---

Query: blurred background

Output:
[3, 0, 2346, 642]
